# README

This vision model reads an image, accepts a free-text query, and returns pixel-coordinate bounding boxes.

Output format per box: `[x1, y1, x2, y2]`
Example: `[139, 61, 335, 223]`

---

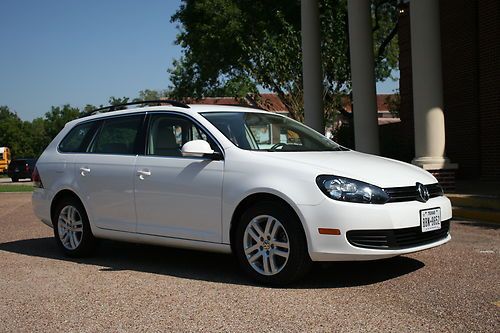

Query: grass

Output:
[0, 185, 33, 192]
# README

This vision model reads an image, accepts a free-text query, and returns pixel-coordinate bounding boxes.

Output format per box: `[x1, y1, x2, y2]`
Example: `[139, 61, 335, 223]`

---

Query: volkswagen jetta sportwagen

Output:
[32, 100, 451, 284]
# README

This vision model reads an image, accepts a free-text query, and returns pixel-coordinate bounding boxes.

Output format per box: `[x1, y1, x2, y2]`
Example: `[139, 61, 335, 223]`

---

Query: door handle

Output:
[79, 167, 91, 176]
[137, 169, 151, 180]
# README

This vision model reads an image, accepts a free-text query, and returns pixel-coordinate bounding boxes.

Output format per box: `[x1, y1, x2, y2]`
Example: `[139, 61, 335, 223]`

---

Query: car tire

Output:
[11, 177, 18, 182]
[234, 201, 312, 285]
[52, 197, 96, 257]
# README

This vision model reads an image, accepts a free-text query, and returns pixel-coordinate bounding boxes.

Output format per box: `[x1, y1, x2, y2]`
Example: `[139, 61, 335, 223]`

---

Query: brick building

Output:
[186, 93, 399, 126]
[398, 0, 500, 181]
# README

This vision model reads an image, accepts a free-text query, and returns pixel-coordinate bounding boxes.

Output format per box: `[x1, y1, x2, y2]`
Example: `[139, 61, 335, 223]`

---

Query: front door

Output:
[134, 113, 224, 243]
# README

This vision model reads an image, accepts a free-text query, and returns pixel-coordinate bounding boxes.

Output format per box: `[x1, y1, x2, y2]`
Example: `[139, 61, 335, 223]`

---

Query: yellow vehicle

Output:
[0, 147, 11, 174]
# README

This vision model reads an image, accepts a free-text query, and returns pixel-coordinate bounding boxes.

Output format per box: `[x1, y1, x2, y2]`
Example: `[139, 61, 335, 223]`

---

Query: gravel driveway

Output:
[0, 193, 498, 332]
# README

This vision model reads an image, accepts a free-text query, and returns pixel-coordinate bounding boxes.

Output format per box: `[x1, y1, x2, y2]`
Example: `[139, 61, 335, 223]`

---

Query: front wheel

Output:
[234, 201, 312, 285]
[53, 197, 96, 257]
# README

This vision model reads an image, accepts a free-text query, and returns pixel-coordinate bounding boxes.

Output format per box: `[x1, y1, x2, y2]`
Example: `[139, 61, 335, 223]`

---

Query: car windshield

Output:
[201, 112, 344, 152]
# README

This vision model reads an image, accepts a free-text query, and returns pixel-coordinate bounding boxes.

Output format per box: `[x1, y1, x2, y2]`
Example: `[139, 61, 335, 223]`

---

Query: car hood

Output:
[259, 150, 437, 188]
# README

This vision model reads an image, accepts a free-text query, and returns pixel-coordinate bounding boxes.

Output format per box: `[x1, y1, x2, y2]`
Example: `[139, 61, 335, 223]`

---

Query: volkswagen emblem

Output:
[416, 182, 430, 202]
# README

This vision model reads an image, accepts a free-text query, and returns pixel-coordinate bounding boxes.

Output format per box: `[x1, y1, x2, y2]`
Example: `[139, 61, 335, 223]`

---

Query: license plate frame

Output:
[420, 207, 441, 232]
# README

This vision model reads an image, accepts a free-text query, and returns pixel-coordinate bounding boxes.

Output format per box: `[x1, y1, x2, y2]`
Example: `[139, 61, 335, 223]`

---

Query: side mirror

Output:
[181, 140, 215, 158]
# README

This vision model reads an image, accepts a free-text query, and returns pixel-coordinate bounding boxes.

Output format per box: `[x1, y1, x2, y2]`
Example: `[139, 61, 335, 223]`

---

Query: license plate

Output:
[420, 208, 441, 232]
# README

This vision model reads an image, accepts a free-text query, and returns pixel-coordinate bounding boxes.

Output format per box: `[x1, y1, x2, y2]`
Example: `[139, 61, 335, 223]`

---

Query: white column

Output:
[347, 0, 380, 155]
[301, 0, 324, 133]
[410, 0, 454, 169]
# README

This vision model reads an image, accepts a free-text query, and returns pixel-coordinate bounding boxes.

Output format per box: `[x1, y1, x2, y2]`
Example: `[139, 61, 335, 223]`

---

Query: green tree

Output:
[28, 117, 51, 156]
[108, 96, 130, 110]
[81, 104, 98, 115]
[385, 90, 400, 117]
[169, 0, 399, 124]
[0, 106, 53, 157]
[0, 106, 25, 157]
[136, 89, 167, 101]
[44, 105, 82, 139]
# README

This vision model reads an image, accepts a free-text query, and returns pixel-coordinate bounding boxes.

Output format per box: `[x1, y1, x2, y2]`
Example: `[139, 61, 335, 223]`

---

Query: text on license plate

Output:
[420, 208, 441, 232]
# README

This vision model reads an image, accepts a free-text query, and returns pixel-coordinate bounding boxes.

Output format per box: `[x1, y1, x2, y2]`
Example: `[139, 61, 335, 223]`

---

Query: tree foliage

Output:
[43, 105, 82, 139]
[169, 0, 399, 123]
[0, 89, 166, 159]
[0, 104, 83, 158]
[0, 106, 31, 158]
[136, 89, 167, 101]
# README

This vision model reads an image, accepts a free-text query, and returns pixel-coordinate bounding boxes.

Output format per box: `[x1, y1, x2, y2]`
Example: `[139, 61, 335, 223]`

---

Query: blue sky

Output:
[0, 0, 398, 120]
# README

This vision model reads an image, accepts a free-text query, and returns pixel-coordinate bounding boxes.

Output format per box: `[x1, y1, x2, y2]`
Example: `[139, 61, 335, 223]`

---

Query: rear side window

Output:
[59, 122, 96, 153]
[91, 115, 143, 155]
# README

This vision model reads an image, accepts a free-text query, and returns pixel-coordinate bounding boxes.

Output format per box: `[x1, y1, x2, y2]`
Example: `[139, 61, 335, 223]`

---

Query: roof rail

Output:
[80, 99, 190, 118]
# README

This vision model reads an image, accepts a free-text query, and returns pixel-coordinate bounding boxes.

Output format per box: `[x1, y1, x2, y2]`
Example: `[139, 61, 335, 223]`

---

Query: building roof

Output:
[185, 94, 289, 113]
[183, 97, 245, 106]
[342, 94, 395, 113]
[185, 93, 396, 114]
[184, 93, 400, 125]
[249, 93, 288, 113]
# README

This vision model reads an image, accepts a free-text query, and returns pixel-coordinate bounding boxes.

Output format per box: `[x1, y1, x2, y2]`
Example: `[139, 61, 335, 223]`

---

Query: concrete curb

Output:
[447, 194, 500, 210]
[452, 207, 500, 224]
[448, 194, 500, 224]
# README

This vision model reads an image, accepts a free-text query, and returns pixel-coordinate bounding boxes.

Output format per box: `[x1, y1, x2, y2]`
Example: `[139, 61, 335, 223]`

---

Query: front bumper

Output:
[298, 195, 452, 261]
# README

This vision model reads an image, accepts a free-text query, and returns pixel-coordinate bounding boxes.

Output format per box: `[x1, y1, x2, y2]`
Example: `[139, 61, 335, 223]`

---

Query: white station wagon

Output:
[32, 100, 451, 284]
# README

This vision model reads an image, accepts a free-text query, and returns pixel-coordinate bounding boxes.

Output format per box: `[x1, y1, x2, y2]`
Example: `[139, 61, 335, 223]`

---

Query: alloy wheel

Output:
[57, 205, 84, 250]
[243, 215, 290, 276]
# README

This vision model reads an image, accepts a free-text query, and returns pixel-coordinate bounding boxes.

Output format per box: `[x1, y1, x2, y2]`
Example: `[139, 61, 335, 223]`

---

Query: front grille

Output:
[384, 183, 444, 203]
[346, 220, 450, 250]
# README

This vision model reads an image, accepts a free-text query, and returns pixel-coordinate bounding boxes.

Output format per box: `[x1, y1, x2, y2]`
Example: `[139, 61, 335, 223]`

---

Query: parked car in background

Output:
[32, 100, 452, 285]
[0, 147, 11, 174]
[7, 158, 37, 182]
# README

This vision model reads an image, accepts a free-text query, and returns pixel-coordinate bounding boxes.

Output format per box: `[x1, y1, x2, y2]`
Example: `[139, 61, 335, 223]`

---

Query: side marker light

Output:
[318, 228, 341, 235]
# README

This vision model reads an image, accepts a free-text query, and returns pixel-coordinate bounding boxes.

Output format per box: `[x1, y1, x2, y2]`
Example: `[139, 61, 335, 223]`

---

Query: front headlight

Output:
[316, 175, 389, 204]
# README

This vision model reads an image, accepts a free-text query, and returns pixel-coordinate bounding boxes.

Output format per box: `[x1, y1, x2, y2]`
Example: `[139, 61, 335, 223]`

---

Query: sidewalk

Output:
[0, 178, 32, 185]
[447, 180, 500, 224]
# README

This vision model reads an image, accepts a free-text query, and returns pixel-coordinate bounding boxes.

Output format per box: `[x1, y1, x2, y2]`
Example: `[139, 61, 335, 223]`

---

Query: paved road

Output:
[0, 193, 498, 332]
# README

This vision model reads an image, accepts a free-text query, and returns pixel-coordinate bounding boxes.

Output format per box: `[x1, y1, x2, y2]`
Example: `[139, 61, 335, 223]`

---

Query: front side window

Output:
[147, 114, 215, 157]
[202, 112, 343, 152]
[91, 115, 143, 155]
[59, 122, 96, 153]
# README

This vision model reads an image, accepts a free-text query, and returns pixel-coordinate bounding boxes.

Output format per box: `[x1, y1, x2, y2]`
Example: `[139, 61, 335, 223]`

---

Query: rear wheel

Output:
[11, 177, 18, 182]
[53, 197, 96, 257]
[234, 201, 312, 285]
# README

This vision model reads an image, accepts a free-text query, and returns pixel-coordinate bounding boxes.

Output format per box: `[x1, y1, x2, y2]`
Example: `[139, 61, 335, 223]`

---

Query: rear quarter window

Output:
[59, 122, 96, 153]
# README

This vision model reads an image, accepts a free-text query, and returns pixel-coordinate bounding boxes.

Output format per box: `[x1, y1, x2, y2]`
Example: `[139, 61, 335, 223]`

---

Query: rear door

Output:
[73, 114, 144, 233]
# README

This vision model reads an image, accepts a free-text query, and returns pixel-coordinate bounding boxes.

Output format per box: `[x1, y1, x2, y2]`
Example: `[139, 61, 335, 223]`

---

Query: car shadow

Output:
[0, 237, 424, 288]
